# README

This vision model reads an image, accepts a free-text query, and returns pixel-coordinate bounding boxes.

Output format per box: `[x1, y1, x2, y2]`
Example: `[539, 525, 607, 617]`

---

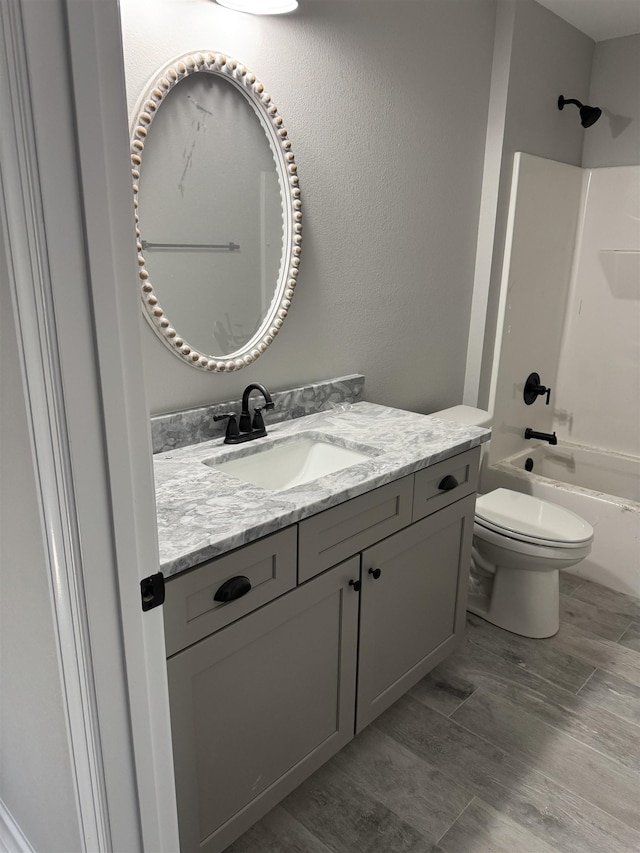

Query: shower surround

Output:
[484, 153, 640, 597]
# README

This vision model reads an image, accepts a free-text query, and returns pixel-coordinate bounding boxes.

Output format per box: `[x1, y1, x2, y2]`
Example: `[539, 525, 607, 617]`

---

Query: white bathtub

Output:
[487, 442, 640, 597]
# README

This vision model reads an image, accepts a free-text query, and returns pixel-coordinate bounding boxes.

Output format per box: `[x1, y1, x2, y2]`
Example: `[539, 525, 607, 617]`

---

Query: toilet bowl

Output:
[472, 488, 593, 637]
[433, 406, 594, 638]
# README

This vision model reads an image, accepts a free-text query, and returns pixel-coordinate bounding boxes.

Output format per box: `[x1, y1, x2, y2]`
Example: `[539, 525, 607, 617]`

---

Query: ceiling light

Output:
[215, 0, 298, 14]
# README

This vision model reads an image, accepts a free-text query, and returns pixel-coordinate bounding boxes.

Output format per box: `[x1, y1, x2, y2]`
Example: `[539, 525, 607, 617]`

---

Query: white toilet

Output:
[434, 405, 594, 639]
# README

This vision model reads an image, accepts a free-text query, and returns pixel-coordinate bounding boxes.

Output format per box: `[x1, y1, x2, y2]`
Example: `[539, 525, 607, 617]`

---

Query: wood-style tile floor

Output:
[228, 575, 640, 853]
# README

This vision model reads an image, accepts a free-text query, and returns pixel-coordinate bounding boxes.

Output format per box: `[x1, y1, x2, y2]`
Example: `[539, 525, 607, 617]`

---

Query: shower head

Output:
[558, 95, 602, 128]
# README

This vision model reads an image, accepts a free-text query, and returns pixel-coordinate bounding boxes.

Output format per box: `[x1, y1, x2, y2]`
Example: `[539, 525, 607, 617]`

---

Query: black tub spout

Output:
[524, 428, 558, 445]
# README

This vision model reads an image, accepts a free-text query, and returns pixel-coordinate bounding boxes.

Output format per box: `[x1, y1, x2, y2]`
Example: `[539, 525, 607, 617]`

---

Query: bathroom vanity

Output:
[133, 47, 491, 852]
[153, 400, 488, 853]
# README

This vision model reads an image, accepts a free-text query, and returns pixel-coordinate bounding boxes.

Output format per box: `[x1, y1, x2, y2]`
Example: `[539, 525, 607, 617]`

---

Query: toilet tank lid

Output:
[432, 405, 492, 427]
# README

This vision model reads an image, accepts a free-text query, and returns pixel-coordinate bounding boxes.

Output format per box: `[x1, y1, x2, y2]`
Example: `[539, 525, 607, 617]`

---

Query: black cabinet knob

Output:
[438, 474, 459, 491]
[349, 579, 361, 592]
[214, 575, 251, 603]
[369, 568, 382, 580]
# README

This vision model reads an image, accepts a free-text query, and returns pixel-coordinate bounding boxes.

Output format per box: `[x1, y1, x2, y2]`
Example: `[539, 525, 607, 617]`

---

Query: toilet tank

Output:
[432, 405, 492, 428]
[432, 406, 492, 490]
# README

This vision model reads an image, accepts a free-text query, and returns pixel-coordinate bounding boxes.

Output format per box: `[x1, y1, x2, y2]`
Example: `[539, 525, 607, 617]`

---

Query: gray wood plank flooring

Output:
[226, 575, 640, 853]
[559, 592, 633, 640]
[577, 667, 640, 725]
[618, 621, 640, 652]
[436, 798, 561, 853]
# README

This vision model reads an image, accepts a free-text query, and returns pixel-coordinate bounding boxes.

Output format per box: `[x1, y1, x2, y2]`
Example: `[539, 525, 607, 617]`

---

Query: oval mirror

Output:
[131, 52, 301, 372]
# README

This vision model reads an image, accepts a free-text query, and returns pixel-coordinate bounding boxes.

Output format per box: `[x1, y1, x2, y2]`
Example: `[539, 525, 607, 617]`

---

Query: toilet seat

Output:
[475, 517, 591, 549]
[475, 488, 594, 548]
[473, 520, 593, 564]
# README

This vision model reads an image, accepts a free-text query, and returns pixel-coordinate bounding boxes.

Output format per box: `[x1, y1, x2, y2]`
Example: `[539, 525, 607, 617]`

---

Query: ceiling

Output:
[534, 0, 640, 42]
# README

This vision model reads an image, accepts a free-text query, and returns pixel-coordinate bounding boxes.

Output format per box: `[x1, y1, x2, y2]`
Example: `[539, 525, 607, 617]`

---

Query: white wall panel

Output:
[555, 166, 640, 455]
[488, 153, 583, 465]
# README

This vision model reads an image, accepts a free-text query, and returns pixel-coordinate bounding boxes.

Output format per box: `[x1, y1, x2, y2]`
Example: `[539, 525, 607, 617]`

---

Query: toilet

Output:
[434, 405, 594, 639]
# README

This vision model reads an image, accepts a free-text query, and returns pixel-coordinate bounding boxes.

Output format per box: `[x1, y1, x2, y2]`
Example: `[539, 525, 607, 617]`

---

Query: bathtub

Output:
[486, 442, 640, 597]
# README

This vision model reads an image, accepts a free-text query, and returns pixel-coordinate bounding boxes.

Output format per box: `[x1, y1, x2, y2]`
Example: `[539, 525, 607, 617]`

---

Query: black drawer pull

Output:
[438, 475, 459, 491]
[214, 575, 252, 603]
[349, 579, 361, 592]
[369, 568, 382, 580]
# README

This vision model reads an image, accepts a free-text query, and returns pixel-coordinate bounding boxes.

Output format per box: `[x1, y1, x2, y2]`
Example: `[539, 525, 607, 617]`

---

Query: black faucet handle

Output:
[252, 403, 275, 430]
[213, 412, 240, 441]
[252, 407, 266, 431]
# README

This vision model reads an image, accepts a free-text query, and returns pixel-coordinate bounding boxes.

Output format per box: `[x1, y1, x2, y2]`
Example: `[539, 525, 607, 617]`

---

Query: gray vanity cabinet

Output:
[164, 446, 480, 852]
[356, 493, 475, 732]
[166, 556, 359, 853]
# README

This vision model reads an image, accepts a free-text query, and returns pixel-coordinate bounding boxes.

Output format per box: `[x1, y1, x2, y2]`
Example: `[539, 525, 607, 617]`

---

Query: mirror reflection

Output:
[132, 53, 301, 371]
[138, 72, 284, 356]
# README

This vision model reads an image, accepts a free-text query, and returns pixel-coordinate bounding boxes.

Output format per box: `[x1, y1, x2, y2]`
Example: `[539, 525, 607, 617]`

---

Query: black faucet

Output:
[524, 428, 558, 445]
[214, 383, 275, 444]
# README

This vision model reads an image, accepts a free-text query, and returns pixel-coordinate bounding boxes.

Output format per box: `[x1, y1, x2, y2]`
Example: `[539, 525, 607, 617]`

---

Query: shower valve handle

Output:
[535, 386, 552, 405]
[524, 372, 552, 406]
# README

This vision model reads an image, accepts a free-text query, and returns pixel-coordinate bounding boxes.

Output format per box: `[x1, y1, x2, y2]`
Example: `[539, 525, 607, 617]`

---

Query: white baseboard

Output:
[0, 800, 34, 853]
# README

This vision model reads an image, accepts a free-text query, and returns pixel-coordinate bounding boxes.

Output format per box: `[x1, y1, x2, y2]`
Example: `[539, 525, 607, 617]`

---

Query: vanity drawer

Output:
[412, 446, 480, 522]
[298, 475, 414, 583]
[163, 526, 297, 656]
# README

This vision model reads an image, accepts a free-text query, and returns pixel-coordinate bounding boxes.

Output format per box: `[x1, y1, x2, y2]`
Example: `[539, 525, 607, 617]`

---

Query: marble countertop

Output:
[154, 402, 490, 577]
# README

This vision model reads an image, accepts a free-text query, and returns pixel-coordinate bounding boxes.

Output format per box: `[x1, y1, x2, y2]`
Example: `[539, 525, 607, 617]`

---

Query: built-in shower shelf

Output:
[599, 249, 640, 254]
[598, 249, 640, 298]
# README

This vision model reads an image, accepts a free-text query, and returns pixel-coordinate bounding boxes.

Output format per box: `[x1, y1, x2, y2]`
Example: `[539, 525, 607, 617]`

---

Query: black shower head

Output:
[558, 95, 602, 128]
[580, 103, 603, 128]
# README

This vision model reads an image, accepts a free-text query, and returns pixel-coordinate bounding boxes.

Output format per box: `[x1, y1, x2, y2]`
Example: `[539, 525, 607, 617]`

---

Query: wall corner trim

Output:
[462, 0, 515, 406]
[0, 0, 111, 848]
[0, 801, 35, 853]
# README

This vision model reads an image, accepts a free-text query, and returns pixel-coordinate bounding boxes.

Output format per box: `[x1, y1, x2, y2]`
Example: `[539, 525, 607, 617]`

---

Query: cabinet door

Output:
[167, 557, 360, 853]
[356, 494, 474, 733]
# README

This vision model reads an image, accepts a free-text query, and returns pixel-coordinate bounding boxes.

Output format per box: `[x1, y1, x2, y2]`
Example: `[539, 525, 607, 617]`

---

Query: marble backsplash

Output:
[150, 374, 365, 454]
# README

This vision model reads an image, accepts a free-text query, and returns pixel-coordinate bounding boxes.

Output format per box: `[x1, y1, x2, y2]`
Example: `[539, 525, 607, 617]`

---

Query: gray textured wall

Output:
[583, 34, 640, 168]
[121, 0, 497, 416]
[476, 0, 594, 408]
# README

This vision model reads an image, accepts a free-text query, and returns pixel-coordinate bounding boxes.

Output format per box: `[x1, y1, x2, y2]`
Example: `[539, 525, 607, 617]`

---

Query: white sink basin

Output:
[206, 436, 376, 492]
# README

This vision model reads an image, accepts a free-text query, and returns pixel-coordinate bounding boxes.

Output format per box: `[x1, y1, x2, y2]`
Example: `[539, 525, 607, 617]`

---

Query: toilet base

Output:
[467, 565, 560, 639]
